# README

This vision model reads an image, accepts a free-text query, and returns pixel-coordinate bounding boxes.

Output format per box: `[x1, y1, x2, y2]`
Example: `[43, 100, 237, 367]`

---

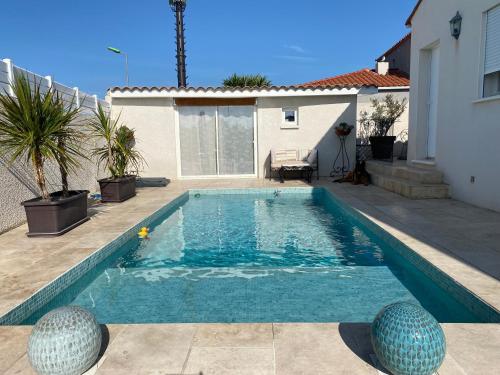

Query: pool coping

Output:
[0, 192, 191, 325]
[1, 185, 499, 325]
[321, 188, 500, 322]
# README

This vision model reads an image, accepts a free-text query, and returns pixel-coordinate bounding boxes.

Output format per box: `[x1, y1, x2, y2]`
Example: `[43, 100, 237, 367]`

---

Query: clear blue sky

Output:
[2, 1, 415, 97]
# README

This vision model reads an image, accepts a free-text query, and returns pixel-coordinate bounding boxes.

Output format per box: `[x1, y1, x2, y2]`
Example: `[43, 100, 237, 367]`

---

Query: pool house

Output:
[109, 85, 373, 180]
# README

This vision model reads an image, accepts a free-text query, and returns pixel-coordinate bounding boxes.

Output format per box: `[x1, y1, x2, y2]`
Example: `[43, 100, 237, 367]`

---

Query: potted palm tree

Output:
[359, 95, 407, 160]
[90, 104, 143, 203]
[0, 74, 89, 236]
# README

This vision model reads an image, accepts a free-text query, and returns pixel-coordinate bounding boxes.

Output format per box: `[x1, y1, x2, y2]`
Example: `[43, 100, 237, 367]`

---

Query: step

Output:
[369, 173, 449, 199]
[411, 159, 436, 169]
[366, 160, 444, 184]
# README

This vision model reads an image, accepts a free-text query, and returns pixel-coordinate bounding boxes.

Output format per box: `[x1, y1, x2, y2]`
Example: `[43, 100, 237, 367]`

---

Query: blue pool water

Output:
[23, 189, 485, 324]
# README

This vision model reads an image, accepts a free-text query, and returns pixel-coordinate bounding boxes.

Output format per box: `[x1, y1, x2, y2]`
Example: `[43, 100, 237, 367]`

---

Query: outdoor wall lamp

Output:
[449, 11, 462, 40]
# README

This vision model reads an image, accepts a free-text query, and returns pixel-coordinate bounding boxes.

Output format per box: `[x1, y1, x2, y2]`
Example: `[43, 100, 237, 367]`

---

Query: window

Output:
[281, 107, 298, 128]
[484, 71, 500, 97]
[483, 5, 500, 97]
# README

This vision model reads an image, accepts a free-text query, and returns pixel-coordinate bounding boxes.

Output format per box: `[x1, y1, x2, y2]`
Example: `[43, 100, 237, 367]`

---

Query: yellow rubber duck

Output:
[138, 227, 149, 239]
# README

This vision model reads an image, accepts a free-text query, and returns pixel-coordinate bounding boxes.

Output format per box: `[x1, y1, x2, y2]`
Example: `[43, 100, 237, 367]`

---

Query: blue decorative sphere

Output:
[371, 303, 446, 375]
[28, 306, 102, 375]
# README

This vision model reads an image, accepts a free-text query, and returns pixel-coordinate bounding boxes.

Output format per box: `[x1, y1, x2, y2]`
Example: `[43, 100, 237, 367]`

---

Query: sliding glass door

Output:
[178, 106, 217, 176]
[218, 106, 254, 175]
[178, 105, 255, 177]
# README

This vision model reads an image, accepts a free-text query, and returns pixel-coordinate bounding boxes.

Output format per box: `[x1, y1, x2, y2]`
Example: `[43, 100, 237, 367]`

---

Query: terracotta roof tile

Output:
[300, 69, 410, 88]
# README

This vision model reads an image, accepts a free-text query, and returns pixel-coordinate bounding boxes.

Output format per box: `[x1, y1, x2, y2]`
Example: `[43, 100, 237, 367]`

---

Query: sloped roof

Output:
[300, 69, 410, 89]
[406, 0, 423, 26]
[376, 33, 412, 62]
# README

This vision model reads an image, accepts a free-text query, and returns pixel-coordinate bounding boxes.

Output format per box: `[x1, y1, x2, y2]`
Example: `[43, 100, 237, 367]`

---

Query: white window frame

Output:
[479, 4, 500, 100]
[281, 107, 299, 129]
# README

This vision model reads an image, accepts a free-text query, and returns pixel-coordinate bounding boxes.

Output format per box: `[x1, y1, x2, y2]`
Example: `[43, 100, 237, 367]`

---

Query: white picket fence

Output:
[0, 58, 109, 112]
[0, 58, 110, 234]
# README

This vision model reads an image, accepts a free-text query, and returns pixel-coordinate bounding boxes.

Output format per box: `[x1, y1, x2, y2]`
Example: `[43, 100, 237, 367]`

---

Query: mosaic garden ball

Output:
[28, 306, 102, 375]
[371, 302, 446, 375]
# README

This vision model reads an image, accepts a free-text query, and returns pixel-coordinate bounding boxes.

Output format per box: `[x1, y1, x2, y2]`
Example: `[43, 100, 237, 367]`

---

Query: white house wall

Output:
[257, 96, 357, 178]
[111, 95, 357, 180]
[111, 98, 178, 180]
[408, 0, 500, 211]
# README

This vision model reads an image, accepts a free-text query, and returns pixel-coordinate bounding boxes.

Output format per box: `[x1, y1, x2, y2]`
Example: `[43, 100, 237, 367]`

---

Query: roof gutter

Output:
[378, 86, 410, 91]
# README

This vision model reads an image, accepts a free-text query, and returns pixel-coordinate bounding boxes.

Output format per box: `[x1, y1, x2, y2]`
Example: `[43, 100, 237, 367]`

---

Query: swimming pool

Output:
[14, 188, 500, 324]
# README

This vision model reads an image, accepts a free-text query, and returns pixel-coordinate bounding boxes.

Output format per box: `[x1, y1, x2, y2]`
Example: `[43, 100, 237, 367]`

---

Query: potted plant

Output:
[359, 94, 407, 160]
[90, 104, 144, 203]
[335, 122, 354, 137]
[0, 74, 89, 236]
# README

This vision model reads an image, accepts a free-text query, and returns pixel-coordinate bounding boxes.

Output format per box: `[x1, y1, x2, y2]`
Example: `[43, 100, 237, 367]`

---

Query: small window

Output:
[281, 107, 298, 128]
[484, 71, 500, 97]
[483, 5, 500, 97]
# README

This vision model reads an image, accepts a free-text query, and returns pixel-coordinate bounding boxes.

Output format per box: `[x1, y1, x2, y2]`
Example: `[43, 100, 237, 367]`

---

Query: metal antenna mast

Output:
[169, 0, 188, 87]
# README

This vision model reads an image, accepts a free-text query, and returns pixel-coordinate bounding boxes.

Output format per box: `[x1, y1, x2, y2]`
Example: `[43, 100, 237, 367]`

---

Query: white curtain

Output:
[179, 106, 217, 176]
[217, 106, 254, 175]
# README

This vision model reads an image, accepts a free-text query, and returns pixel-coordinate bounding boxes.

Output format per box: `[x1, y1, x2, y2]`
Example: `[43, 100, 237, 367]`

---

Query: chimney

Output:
[376, 61, 389, 75]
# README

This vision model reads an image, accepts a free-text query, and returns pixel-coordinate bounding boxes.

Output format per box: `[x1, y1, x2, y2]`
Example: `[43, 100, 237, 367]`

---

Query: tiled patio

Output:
[1, 323, 499, 375]
[0, 179, 499, 374]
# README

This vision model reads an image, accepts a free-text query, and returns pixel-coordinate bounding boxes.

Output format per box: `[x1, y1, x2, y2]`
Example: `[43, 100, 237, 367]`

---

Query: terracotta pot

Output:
[22, 190, 89, 237]
[98, 176, 136, 203]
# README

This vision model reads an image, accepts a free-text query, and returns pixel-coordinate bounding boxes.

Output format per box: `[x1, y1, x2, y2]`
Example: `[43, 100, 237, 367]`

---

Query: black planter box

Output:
[98, 176, 136, 203]
[370, 136, 396, 160]
[22, 190, 89, 237]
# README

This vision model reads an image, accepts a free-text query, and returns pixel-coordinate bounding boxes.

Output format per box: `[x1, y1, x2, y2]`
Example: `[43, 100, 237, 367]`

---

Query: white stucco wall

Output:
[257, 96, 357, 178]
[408, 0, 500, 211]
[0, 165, 41, 234]
[110, 95, 357, 180]
[111, 98, 177, 180]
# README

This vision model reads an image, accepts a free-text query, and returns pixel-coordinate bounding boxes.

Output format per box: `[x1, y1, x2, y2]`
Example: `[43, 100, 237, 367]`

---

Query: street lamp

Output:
[107, 46, 129, 86]
[169, 0, 188, 87]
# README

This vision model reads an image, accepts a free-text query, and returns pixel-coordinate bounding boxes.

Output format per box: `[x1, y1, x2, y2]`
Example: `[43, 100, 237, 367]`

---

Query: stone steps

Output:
[410, 159, 437, 170]
[366, 160, 449, 199]
[366, 160, 444, 184]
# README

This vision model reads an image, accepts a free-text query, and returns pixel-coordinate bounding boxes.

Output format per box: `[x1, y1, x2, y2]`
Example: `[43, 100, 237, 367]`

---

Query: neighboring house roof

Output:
[300, 69, 410, 89]
[376, 33, 412, 62]
[406, 0, 423, 26]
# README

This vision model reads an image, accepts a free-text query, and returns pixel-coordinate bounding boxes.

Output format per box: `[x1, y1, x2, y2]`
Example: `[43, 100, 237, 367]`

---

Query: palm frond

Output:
[89, 106, 144, 178]
[0, 73, 87, 198]
[223, 74, 272, 88]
